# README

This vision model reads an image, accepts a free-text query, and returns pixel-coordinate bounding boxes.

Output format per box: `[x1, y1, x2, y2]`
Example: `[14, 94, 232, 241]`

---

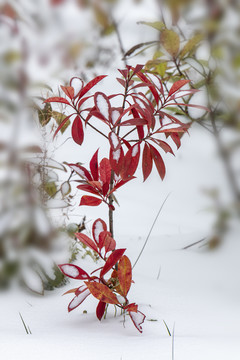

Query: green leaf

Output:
[138, 21, 165, 31]
[179, 34, 203, 59]
[153, 50, 164, 60]
[44, 182, 57, 197]
[38, 103, 52, 127]
[52, 111, 71, 133]
[42, 264, 65, 291]
[156, 62, 167, 77]
[160, 29, 180, 58]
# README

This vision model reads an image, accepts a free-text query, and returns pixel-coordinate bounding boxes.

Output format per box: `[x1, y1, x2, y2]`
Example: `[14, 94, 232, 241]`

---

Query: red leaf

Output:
[89, 149, 99, 181]
[118, 255, 132, 297]
[77, 184, 99, 195]
[78, 75, 107, 99]
[59, 264, 90, 280]
[60, 85, 74, 99]
[63, 287, 79, 295]
[99, 158, 111, 185]
[121, 138, 131, 150]
[121, 143, 140, 180]
[145, 73, 164, 96]
[116, 78, 126, 87]
[120, 118, 148, 126]
[96, 300, 106, 320]
[125, 303, 138, 312]
[157, 127, 186, 133]
[68, 287, 90, 312]
[80, 195, 102, 207]
[92, 218, 107, 247]
[99, 231, 116, 253]
[131, 108, 145, 140]
[118, 68, 128, 79]
[88, 180, 102, 190]
[85, 281, 119, 305]
[142, 143, 153, 182]
[109, 177, 135, 195]
[109, 147, 124, 176]
[169, 88, 199, 100]
[94, 92, 111, 123]
[44, 97, 71, 105]
[136, 72, 160, 105]
[68, 164, 92, 181]
[149, 144, 166, 180]
[168, 80, 190, 97]
[152, 139, 174, 155]
[170, 132, 181, 149]
[131, 64, 144, 76]
[112, 104, 140, 127]
[75, 232, 99, 253]
[129, 310, 146, 333]
[53, 113, 73, 139]
[71, 116, 84, 145]
[100, 249, 126, 277]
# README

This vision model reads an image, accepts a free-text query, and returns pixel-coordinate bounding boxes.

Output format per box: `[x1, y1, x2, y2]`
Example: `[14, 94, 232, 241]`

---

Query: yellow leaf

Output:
[160, 29, 180, 58]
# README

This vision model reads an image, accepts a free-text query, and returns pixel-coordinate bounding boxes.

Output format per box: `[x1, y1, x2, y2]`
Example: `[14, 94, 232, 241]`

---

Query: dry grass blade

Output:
[132, 193, 170, 269]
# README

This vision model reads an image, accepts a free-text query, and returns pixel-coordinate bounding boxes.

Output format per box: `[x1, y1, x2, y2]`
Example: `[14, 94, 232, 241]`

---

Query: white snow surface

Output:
[2, 226, 240, 359]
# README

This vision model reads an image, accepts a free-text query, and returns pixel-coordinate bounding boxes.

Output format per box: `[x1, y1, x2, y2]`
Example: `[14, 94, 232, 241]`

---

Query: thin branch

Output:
[111, 16, 128, 66]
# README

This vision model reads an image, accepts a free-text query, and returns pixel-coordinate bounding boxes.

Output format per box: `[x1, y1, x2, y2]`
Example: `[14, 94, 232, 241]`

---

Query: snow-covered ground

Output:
[1, 226, 240, 360]
[1, 123, 240, 359]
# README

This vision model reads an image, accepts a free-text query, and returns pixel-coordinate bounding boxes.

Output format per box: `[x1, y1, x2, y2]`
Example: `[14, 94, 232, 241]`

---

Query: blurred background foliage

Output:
[0, 0, 239, 292]
[124, 0, 240, 248]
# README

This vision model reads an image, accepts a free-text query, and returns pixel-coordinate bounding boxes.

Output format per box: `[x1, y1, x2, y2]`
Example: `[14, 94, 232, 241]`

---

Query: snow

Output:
[61, 265, 79, 278]
[109, 132, 119, 150]
[96, 93, 109, 121]
[2, 226, 240, 359]
[132, 144, 139, 157]
[68, 165, 85, 178]
[112, 149, 121, 162]
[93, 220, 104, 243]
[70, 77, 83, 97]
[112, 110, 120, 125]
[68, 289, 90, 310]
[61, 181, 71, 196]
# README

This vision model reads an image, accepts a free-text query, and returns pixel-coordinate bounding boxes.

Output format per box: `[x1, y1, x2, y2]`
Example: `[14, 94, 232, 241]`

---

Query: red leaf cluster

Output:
[46, 65, 208, 333]
[59, 218, 145, 332]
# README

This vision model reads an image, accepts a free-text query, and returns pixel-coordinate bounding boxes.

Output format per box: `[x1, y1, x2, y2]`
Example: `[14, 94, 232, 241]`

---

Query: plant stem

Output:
[108, 170, 115, 237]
